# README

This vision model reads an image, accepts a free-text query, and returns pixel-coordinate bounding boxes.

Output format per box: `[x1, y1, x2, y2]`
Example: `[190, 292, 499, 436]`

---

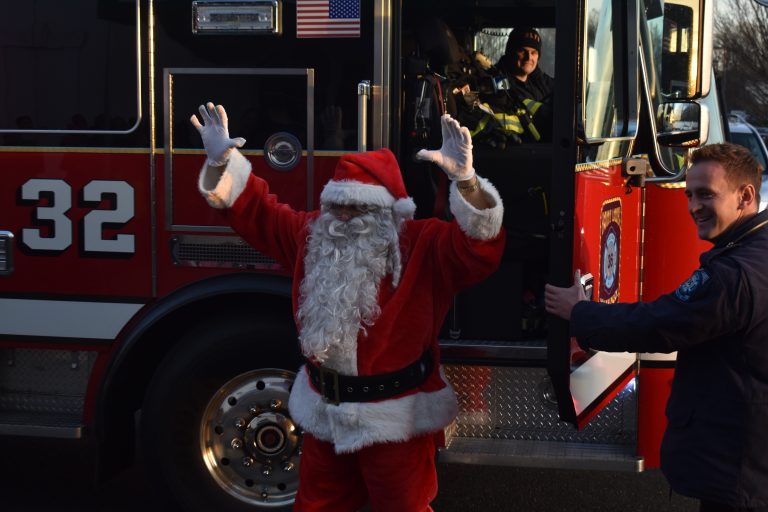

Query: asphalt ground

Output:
[0, 437, 698, 512]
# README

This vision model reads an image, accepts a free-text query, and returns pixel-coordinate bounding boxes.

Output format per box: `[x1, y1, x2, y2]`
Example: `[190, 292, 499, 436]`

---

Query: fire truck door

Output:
[558, 177, 640, 430]
[154, 0, 386, 233]
[547, 0, 642, 429]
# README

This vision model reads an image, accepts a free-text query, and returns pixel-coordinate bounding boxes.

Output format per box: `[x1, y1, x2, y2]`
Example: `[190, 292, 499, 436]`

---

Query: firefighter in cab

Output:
[479, 27, 554, 144]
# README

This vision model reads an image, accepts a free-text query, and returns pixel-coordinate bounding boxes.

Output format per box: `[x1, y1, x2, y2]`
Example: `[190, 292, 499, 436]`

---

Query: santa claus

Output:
[192, 103, 505, 512]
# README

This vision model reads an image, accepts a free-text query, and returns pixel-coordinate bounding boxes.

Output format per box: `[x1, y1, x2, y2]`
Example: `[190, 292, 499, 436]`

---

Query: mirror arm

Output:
[647, 162, 687, 183]
[656, 131, 701, 146]
[575, 120, 606, 147]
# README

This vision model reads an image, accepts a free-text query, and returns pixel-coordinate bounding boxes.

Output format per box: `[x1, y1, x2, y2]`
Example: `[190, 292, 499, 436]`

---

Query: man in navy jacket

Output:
[546, 143, 768, 511]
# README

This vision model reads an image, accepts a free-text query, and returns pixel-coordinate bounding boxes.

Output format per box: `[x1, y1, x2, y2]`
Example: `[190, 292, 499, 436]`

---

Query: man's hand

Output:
[544, 270, 588, 321]
[190, 102, 246, 167]
[415, 114, 475, 181]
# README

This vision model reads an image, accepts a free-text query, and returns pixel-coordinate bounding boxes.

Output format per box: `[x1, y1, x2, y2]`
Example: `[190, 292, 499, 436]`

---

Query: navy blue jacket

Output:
[571, 209, 768, 508]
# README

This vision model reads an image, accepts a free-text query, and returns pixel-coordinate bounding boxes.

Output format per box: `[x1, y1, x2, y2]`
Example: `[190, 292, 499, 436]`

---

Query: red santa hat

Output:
[319, 148, 416, 221]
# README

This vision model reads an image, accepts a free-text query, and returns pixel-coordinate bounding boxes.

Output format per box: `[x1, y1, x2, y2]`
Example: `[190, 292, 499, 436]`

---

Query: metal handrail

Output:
[357, 80, 371, 152]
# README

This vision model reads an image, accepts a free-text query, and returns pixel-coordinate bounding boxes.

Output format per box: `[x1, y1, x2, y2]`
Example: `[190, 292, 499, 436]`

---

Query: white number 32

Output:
[21, 179, 135, 254]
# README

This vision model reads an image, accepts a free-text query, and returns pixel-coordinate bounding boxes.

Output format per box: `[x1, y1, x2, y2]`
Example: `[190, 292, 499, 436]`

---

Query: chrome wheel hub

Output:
[200, 369, 300, 508]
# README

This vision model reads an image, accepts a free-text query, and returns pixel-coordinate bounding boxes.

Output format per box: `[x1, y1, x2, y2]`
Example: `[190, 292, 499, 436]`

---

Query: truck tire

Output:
[140, 310, 303, 512]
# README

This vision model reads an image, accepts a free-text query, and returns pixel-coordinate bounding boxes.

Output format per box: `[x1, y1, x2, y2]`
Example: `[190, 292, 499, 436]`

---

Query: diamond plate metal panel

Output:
[444, 365, 636, 445]
[0, 349, 96, 416]
[0, 393, 83, 415]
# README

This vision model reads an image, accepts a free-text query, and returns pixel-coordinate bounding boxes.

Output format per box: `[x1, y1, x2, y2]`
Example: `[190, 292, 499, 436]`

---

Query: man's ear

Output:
[739, 184, 757, 209]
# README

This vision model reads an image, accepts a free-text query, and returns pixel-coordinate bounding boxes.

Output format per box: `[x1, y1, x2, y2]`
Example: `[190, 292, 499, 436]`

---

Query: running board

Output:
[440, 339, 547, 363]
[439, 437, 643, 472]
[0, 411, 83, 439]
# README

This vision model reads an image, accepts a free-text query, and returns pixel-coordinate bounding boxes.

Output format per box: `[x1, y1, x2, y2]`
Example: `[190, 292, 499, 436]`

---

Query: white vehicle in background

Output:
[728, 114, 768, 211]
[756, 126, 768, 147]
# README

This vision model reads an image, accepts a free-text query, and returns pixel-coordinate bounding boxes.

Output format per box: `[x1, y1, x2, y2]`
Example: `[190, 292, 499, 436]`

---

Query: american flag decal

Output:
[296, 0, 360, 38]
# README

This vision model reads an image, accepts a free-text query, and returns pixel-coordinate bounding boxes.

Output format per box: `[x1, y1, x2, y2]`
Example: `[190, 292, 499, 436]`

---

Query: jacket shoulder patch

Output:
[675, 269, 710, 302]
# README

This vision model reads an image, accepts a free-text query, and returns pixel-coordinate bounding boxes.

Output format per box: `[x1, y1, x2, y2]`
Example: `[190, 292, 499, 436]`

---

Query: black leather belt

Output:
[305, 350, 433, 405]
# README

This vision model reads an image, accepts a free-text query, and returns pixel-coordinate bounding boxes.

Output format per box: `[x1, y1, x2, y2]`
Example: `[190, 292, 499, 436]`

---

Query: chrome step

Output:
[439, 437, 643, 472]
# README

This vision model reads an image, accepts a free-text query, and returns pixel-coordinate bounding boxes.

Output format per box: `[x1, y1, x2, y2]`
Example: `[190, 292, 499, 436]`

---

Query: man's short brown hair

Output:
[689, 142, 762, 192]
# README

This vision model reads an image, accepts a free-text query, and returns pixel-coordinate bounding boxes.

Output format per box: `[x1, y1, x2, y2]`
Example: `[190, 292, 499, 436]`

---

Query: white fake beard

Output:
[297, 208, 403, 373]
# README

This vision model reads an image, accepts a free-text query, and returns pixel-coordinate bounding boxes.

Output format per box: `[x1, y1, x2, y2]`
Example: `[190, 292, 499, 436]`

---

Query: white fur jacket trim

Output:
[288, 365, 458, 454]
[449, 175, 504, 240]
[197, 149, 251, 209]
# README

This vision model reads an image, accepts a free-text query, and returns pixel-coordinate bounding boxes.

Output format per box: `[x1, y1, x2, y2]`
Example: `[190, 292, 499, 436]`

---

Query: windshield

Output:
[642, 1, 663, 97]
[584, 0, 620, 140]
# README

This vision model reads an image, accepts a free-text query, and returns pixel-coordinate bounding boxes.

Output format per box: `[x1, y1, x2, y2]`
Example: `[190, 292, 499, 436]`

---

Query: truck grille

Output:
[170, 234, 280, 270]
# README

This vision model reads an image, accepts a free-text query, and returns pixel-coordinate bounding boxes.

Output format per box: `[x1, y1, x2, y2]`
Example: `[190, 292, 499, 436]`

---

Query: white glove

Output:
[190, 102, 246, 166]
[415, 114, 475, 181]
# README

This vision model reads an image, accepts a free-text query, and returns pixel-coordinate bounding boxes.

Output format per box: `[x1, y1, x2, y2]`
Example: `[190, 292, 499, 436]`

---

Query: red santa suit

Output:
[199, 148, 504, 511]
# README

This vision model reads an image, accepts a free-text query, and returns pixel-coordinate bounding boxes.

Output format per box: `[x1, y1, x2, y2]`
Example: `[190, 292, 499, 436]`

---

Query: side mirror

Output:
[656, 101, 709, 147]
[660, 0, 712, 100]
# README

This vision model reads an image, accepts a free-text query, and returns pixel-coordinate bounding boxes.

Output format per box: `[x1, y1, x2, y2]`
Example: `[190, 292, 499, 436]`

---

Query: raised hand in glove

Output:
[190, 102, 246, 167]
[415, 114, 475, 182]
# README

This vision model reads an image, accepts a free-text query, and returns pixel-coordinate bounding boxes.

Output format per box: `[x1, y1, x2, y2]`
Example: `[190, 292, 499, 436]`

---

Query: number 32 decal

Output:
[21, 178, 135, 254]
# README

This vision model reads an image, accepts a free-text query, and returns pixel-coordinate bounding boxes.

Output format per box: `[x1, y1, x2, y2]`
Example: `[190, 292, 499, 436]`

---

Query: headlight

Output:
[192, 1, 281, 35]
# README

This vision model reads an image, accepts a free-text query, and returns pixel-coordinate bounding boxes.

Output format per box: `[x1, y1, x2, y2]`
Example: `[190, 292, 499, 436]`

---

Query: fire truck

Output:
[0, 0, 721, 510]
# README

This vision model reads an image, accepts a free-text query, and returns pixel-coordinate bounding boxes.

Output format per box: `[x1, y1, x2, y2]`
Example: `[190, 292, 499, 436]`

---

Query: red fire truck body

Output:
[0, 0, 720, 509]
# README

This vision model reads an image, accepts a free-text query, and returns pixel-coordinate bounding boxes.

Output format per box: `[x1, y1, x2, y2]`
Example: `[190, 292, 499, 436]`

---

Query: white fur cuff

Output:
[197, 150, 251, 209]
[320, 181, 395, 208]
[449, 176, 504, 240]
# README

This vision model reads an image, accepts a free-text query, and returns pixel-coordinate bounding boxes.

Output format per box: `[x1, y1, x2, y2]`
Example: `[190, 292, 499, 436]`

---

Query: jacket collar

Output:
[702, 209, 768, 264]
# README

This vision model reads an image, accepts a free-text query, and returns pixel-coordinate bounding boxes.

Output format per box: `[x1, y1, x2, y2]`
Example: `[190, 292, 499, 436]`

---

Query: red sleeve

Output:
[427, 219, 506, 292]
[226, 173, 311, 271]
[425, 176, 505, 290]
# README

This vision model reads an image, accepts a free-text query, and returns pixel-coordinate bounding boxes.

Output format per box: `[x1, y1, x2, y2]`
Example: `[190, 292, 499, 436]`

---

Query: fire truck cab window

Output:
[0, 0, 141, 147]
[584, 0, 624, 140]
[401, 2, 557, 342]
[474, 28, 556, 83]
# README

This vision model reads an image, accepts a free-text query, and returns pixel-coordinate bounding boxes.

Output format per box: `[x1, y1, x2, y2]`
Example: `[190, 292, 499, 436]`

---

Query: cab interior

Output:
[397, 1, 559, 346]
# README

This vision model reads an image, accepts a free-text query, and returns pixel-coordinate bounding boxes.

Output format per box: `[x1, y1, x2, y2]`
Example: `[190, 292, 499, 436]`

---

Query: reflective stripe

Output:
[470, 115, 491, 137]
[493, 112, 524, 134]
[639, 352, 678, 361]
[519, 100, 543, 141]
[571, 351, 637, 417]
[0, 298, 144, 339]
[526, 119, 542, 141]
[522, 98, 543, 115]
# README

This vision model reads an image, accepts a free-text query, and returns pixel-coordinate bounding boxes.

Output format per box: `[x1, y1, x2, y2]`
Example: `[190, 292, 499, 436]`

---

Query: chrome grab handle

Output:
[357, 80, 371, 152]
[0, 230, 14, 276]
